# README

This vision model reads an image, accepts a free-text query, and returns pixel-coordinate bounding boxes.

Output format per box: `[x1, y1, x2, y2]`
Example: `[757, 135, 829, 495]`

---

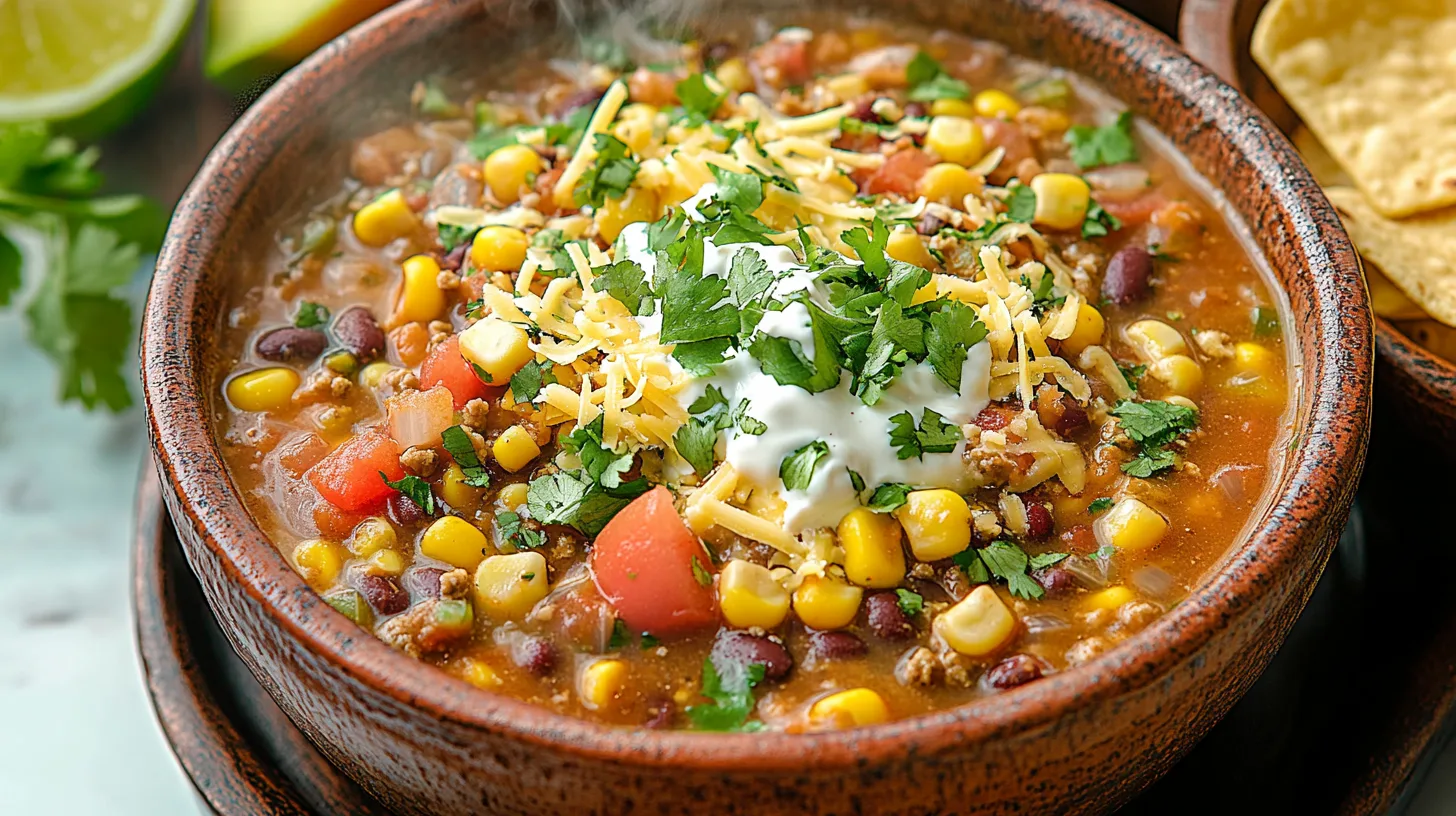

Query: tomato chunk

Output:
[591, 486, 718, 636]
[419, 335, 494, 409]
[308, 429, 406, 512]
[862, 147, 933, 196]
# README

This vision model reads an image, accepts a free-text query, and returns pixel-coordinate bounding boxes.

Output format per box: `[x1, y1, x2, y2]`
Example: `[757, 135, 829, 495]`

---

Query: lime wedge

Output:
[205, 0, 398, 93]
[0, 0, 195, 136]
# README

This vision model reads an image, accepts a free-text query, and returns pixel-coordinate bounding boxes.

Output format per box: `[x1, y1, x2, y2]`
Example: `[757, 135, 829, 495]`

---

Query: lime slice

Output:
[206, 0, 398, 94]
[0, 0, 195, 136]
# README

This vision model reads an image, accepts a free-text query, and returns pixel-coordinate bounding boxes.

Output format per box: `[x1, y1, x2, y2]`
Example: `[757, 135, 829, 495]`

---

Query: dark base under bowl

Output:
[133, 460, 1454, 816]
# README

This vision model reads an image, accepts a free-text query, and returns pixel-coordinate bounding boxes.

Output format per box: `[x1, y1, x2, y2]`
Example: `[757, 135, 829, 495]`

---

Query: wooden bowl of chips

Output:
[1181, 0, 1456, 453]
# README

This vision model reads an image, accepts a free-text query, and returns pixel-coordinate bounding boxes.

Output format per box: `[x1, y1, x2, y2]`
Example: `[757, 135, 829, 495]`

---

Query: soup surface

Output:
[215, 21, 1291, 732]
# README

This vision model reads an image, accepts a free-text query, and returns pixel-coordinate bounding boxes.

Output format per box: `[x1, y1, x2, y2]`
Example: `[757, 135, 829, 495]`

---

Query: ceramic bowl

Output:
[143, 0, 1372, 813]
[1180, 0, 1456, 455]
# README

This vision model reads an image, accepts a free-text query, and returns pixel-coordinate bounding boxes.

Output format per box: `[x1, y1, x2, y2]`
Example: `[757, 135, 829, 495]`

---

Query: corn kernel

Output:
[925, 115, 985, 167]
[469, 226, 529, 273]
[917, 163, 981, 206]
[484, 144, 544, 205]
[293, 539, 343, 589]
[226, 367, 300, 412]
[393, 255, 445, 324]
[1148, 354, 1203, 395]
[1060, 303, 1105, 356]
[594, 186, 660, 243]
[421, 515, 490, 571]
[359, 362, 396, 389]
[894, 489, 972, 562]
[825, 73, 869, 101]
[884, 228, 936, 270]
[366, 548, 407, 576]
[473, 551, 549, 620]
[1029, 173, 1091, 231]
[719, 560, 792, 629]
[460, 658, 501, 688]
[837, 509, 906, 589]
[353, 189, 420, 247]
[1084, 585, 1135, 611]
[973, 89, 1022, 119]
[715, 58, 754, 93]
[792, 574, 863, 630]
[1233, 342, 1277, 379]
[347, 517, 397, 557]
[933, 585, 1016, 656]
[458, 316, 534, 383]
[808, 688, 890, 729]
[1094, 498, 1168, 553]
[613, 117, 655, 155]
[579, 658, 628, 710]
[492, 426, 541, 473]
[1125, 320, 1188, 360]
[497, 483, 530, 512]
[441, 463, 486, 510]
[929, 98, 975, 118]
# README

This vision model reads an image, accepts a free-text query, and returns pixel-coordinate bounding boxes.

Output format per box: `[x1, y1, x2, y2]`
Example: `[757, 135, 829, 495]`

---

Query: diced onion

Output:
[387, 386, 454, 451]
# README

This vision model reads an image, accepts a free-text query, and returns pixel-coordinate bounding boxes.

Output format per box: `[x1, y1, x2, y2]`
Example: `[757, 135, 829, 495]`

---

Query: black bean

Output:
[985, 654, 1044, 690]
[710, 631, 792, 682]
[254, 327, 327, 362]
[864, 592, 916, 640]
[805, 630, 867, 663]
[404, 568, 446, 600]
[1033, 567, 1075, 597]
[514, 636, 557, 676]
[1101, 246, 1153, 305]
[332, 307, 385, 361]
[356, 573, 409, 615]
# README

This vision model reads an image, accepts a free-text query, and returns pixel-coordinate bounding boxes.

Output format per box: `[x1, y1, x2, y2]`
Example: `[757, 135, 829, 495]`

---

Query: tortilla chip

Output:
[1253, 0, 1456, 218]
[1395, 319, 1456, 358]
[1366, 265, 1428, 321]
[1326, 186, 1456, 326]
[1292, 127, 1350, 188]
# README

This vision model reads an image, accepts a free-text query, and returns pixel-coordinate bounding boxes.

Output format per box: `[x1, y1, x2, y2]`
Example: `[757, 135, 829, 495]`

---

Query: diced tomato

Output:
[1093, 191, 1167, 228]
[313, 502, 367, 540]
[863, 147, 933, 196]
[591, 486, 718, 636]
[308, 429, 406, 512]
[755, 37, 811, 88]
[419, 335, 495, 409]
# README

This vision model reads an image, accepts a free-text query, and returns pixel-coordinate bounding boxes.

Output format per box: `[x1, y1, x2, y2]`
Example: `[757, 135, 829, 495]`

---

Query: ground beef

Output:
[896, 646, 941, 687]
[400, 446, 439, 477]
[440, 568, 471, 600]
[462, 399, 491, 429]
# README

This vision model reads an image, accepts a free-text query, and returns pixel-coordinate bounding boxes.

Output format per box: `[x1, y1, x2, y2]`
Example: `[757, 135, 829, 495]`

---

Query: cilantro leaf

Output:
[841, 217, 891, 279]
[779, 440, 830, 491]
[1122, 446, 1179, 478]
[924, 300, 988, 392]
[1110, 399, 1198, 448]
[1029, 552, 1069, 570]
[574, 133, 640, 208]
[687, 658, 765, 732]
[524, 470, 648, 536]
[979, 540, 1043, 600]
[1119, 362, 1147, 391]
[608, 618, 631, 650]
[726, 248, 774, 307]
[747, 303, 843, 394]
[888, 412, 923, 460]
[866, 483, 913, 513]
[657, 251, 739, 344]
[672, 336, 733, 376]
[676, 73, 726, 124]
[294, 301, 330, 328]
[380, 471, 436, 515]
[889, 409, 963, 459]
[0, 232, 18, 307]
[65, 222, 140, 294]
[847, 469, 866, 493]
[561, 415, 633, 489]
[1065, 112, 1138, 169]
[688, 384, 729, 415]
[731, 400, 766, 435]
[647, 210, 687, 251]
[1081, 199, 1122, 238]
[509, 358, 557, 403]
[1252, 306, 1280, 338]
[496, 510, 546, 550]
[895, 588, 924, 617]
[1087, 497, 1114, 515]
[952, 548, 991, 583]
[905, 51, 970, 101]
[437, 223, 480, 252]
[673, 416, 721, 476]
[709, 165, 766, 213]
[594, 259, 654, 316]
[1006, 183, 1037, 223]
[440, 425, 491, 489]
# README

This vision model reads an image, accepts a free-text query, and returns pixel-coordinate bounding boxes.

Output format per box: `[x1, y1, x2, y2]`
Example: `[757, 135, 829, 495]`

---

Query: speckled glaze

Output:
[142, 0, 1372, 813]
[1180, 0, 1456, 456]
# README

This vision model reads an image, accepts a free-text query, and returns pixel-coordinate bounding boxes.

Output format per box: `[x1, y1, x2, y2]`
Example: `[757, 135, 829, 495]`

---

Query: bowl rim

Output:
[1177, 0, 1456, 390]
[144, 0, 1371, 772]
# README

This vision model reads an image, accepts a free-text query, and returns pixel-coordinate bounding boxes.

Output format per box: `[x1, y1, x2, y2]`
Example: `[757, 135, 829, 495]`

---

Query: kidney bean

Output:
[710, 631, 792, 682]
[1035, 388, 1088, 437]
[985, 654, 1044, 690]
[254, 327, 327, 362]
[387, 492, 430, 526]
[901, 101, 928, 120]
[1101, 246, 1153, 305]
[356, 573, 409, 615]
[848, 97, 880, 123]
[332, 307, 385, 361]
[1033, 567, 1075, 597]
[806, 631, 867, 663]
[864, 592, 915, 640]
[514, 636, 557, 676]
[1025, 503, 1053, 539]
[916, 211, 946, 236]
[404, 568, 446, 600]
[439, 242, 468, 271]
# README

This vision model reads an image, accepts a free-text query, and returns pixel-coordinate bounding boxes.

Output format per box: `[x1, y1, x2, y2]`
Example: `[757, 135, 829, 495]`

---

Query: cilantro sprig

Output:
[906, 52, 970, 102]
[686, 658, 766, 732]
[888, 409, 962, 460]
[1065, 112, 1138, 169]
[574, 133, 640, 208]
[953, 541, 1066, 600]
[1110, 399, 1199, 478]
[440, 425, 491, 489]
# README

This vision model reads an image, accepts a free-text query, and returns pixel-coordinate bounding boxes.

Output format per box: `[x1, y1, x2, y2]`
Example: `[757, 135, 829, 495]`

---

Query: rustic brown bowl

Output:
[1180, 0, 1456, 455]
[142, 0, 1372, 813]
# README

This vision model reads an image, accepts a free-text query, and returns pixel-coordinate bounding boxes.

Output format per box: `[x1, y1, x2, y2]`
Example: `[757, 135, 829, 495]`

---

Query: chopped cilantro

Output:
[1094, 545, 1117, 560]
[1119, 362, 1147, 391]
[732, 400, 767, 435]
[847, 469, 866, 493]
[866, 483, 913, 513]
[672, 336, 734, 376]
[574, 133, 640, 208]
[508, 358, 556, 404]
[673, 416, 721, 476]
[895, 588, 924, 617]
[686, 658, 765, 732]
[1252, 306, 1280, 338]
[1122, 446, 1179, 478]
[1065, 112, 1138, 169]
[524, 470, 648, 536]
[561, 415, 634, 489]
[656, 250, 739, 344]
[746, 304, 842, 394]
[1087, 497, 1114, 515]
[726, 247, 776, 307]
[675, 73, 726, 124]
[905, 51, 970, 101]
[437, 222, 480, 252]
[779, 440, 829, 491]
[952, 548, 991, 583]
[1111, 399, 1199, 478]
[888, 409, 962, 460]
[380, 472, 435, 515]
[979, 540, 1044, 600]
[640, 633, 661, 650]
[440, 425, 491, 489]
[691, 556, 713, 587]
[1081, 200, 1123, 238]
[1029, 552, 1069, 570]
[1006, 183, 1037, 223]
[294, 301, 330, 328]
[924, 301, 988, 392]
[594, 259, 654, 316]
[608, 618, 631, 650]
[495, 510, 546, 550]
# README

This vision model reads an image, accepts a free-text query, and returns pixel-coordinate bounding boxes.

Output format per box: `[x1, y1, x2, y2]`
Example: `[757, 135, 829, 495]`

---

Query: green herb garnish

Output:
[1065, 111, 1138, 169]
[380, 471, 435, 515]
[440, 425, 491, 488]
